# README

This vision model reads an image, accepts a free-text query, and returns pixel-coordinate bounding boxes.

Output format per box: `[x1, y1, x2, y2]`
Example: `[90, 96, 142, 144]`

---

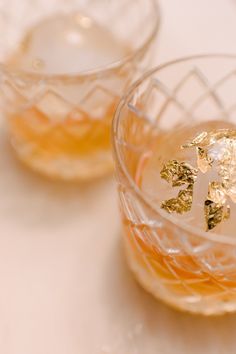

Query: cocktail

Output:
[0, 0, 160, 180]
[113, 55, 236, 315]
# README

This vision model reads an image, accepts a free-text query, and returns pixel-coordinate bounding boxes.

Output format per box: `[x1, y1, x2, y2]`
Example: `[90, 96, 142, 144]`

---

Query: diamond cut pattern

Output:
[1, 0, 158, 123]
[127, 67, 236, 127]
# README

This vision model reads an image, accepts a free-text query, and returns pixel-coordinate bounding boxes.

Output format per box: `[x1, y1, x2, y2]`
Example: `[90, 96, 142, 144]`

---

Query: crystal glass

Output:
[0, 0, 160, 180]
[112, 54, 236, 315]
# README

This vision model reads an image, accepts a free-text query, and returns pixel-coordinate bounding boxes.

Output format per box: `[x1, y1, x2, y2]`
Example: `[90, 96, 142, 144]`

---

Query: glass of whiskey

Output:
[0, 0, 160, 180]
[112, 54, 236, 315]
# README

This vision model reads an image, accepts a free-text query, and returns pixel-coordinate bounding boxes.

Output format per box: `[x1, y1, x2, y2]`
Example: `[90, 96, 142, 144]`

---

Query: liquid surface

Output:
[6, 13, 130, 179]
[137, 121, 236, 237]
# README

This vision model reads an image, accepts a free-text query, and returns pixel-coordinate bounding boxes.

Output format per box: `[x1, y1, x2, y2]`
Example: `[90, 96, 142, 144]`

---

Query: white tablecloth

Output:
[1, 0, 236, 353]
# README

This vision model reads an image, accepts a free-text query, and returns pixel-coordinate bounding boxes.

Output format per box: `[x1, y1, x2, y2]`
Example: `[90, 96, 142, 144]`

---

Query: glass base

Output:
[10, 141, 114, 180]
[124, 237, 236, 316]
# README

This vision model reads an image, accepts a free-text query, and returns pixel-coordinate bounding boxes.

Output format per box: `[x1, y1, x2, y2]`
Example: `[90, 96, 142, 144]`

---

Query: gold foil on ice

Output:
[161, 129, 236, 231]
[182, 129, 236, 148]
[161, 184, 194, 214]
[208, 181, 226, 205]
[204, 182, 230, 231]
[196, 147, 213, 173]
[204, 199, 230, 231]
[160, 160, 197, 214]
[160, 160, 198, 187]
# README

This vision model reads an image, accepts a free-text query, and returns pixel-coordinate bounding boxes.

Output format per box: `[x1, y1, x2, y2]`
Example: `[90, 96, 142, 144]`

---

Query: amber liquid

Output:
[9, 104, 115, 180]
[7, 13, 130, 180]
[123, 120, 236, 314]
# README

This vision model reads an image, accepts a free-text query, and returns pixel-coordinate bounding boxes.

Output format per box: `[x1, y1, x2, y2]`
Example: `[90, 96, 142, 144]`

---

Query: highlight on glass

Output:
[112, 55, 236, 315]
[0, 0, 160, 180]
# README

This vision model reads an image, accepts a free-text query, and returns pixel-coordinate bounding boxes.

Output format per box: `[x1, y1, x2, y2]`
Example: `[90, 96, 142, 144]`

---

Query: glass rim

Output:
[112, 53, 236, 245]
[1, 0, 161, 82]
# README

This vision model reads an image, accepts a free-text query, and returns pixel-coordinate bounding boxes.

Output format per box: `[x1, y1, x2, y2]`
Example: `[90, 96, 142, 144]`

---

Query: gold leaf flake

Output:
[182, 131, 208, 148]
[204, 200, 230, 231]
[196, 147, 213, 173]
[208, 181, 226, 205]
[160, 160, 198, 187]
[160, 160, 197, 215]
[204, 200, 224, 231]
[161, 184, 194, 214]
[204, 181, 229, 231]
[183, 129, 236, 149]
